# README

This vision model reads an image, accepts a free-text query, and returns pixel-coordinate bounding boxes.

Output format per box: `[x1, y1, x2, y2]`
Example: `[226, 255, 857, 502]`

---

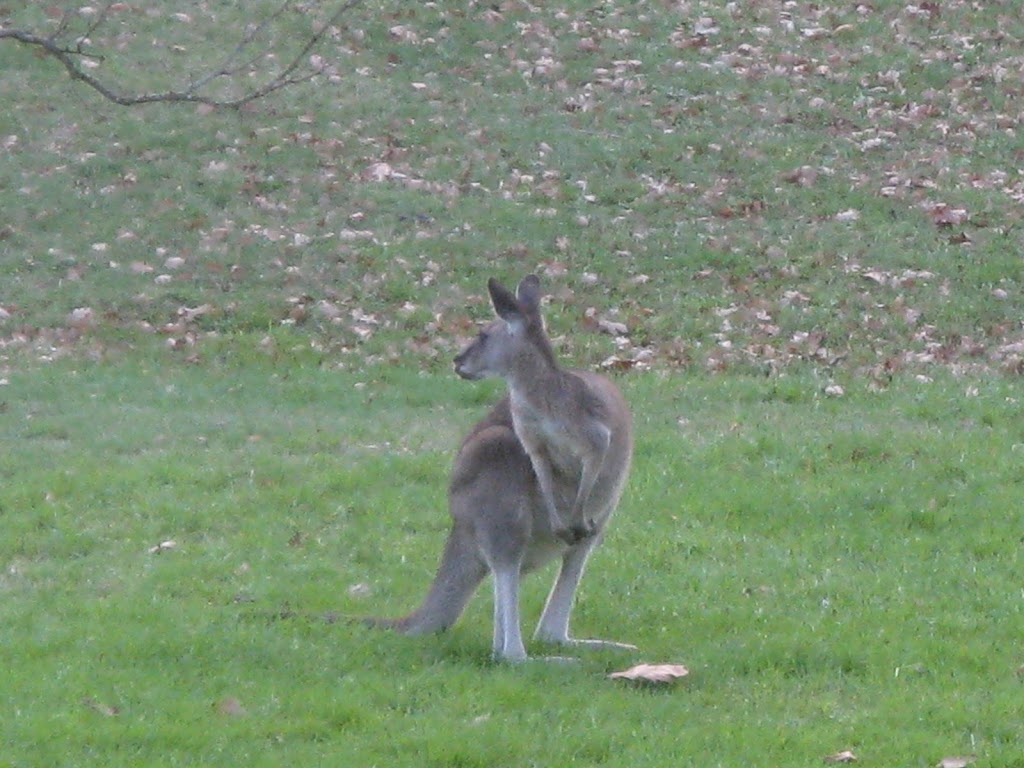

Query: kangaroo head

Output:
[454, 275, 552, 381]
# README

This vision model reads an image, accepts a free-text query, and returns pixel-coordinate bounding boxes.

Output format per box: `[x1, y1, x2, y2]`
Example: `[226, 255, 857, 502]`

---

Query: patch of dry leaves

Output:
[3, 0, 1023, 383]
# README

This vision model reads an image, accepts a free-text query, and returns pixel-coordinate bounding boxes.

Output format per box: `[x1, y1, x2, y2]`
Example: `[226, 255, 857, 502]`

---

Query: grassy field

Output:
[2, 1, 1024, 766]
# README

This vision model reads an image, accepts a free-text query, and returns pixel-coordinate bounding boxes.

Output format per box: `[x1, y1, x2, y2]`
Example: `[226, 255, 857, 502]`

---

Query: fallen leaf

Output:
[599, 355, 640, 372]
[347, 582, 371, 597]
[67, 307, 95, 329]
[177, 304, 213, 322]
[925, 203, 969, 228]
[608, 663, 689, 684]
[802, 26, 830, 39]
[597, 318, 629, 336]
[216, 697, 246, 717]
[82, 697, 119, 717]
[317, 300, 344, 321]
[825, 751, 857, 763]
[363, 161, 396, 182]
[693, 17, 720, 36]
[782, 165, 819, 187]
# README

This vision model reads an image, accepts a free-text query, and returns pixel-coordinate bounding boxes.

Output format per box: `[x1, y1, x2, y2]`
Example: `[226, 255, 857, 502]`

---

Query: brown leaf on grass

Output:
[608, 663, 689, 684]
[347, 582, 371, 598]
[583, 307, 629, 337]
[924, 203, 969, 228]
[782, 165, 819, 187]
[67, 307, 95, 330]
[599, 355, 641, 372]
[825, 751, 857, 763]
[714, 200, 765, 219]
[177, 304, 214, 322]
[216, 697, 246, 717]
[937, 758, 975, 768]
[692, 17, 720, 36]
[316, 300, 344, 322]
[83, 697, 119, 717]
[597, 318, 629, 336]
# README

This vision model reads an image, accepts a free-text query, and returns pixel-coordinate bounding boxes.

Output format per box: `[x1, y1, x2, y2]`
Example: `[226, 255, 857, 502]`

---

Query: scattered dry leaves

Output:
[5, 0, 1024, 388]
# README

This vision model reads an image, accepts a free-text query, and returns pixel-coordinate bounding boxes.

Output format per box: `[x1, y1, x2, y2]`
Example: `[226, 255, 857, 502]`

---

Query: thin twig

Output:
[49, 9, 74, 42]
[80, 1, 115, 46]
[0, 0, 365, 108]
[228, 0, 364, 108]
[188, 0, 294, 93]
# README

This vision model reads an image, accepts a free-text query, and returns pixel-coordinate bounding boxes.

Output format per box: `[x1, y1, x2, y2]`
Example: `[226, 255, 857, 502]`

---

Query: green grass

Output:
[2, 360, 1023, 766]
[3, 0, 1024, 765]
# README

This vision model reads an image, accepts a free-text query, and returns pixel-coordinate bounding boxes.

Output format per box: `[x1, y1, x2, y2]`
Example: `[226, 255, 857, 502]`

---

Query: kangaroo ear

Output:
[515, 274, 542, 315]
[488, 278, 524, 324]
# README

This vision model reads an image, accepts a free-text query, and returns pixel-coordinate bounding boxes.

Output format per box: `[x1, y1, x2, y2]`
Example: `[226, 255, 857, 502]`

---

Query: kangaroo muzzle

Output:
[453, 352, 479, 380]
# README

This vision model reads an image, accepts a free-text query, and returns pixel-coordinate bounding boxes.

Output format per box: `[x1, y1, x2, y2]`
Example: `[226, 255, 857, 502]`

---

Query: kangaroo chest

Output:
[509, 393, 581, 476]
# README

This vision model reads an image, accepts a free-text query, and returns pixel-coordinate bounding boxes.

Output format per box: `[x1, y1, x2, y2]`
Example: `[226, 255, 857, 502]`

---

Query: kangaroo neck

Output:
[504, 351, 570, 405]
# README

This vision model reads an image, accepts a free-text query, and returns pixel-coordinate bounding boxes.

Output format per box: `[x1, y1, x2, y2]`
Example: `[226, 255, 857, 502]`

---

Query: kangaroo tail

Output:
[366, 523, 487, 635]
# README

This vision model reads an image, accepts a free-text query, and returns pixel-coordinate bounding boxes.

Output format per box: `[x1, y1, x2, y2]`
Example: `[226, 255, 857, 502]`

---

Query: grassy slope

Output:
[2, 1, 1024, 765]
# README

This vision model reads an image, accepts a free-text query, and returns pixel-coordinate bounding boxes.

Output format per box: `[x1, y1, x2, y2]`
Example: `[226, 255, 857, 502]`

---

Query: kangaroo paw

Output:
[555, 519, 598, 546]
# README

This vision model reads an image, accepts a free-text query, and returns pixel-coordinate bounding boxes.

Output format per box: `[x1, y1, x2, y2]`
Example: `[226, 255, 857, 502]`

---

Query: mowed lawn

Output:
[2, 359, 1022, 766]
[2, 1, 1024, 766]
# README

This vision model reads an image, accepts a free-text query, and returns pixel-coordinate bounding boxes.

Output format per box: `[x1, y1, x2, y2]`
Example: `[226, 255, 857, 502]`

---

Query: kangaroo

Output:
[369, 275, 634, 661]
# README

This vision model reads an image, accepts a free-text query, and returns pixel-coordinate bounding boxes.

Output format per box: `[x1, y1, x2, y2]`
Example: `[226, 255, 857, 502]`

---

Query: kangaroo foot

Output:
[562, 638, 638, 652]
[534, 630, 638, 652]
[493, 652, 580, 664]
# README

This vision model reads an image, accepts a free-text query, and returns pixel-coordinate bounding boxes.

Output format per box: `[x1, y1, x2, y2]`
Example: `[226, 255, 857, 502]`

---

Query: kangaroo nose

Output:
[453, 353, 478, 380]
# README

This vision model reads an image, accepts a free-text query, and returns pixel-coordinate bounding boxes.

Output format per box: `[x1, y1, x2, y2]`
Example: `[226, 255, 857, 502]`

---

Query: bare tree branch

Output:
[0, 0, 364, 108]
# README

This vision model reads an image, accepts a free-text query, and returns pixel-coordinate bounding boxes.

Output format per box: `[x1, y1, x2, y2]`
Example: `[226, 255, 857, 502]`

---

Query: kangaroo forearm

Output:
[569, 442, 608, 522]
[531, 455, 563, 520]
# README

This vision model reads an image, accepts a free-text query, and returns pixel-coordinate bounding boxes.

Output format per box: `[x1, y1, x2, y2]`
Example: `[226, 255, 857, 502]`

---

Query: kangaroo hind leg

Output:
[534, 539, 637, 652]
[490, 565, 527, 661]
